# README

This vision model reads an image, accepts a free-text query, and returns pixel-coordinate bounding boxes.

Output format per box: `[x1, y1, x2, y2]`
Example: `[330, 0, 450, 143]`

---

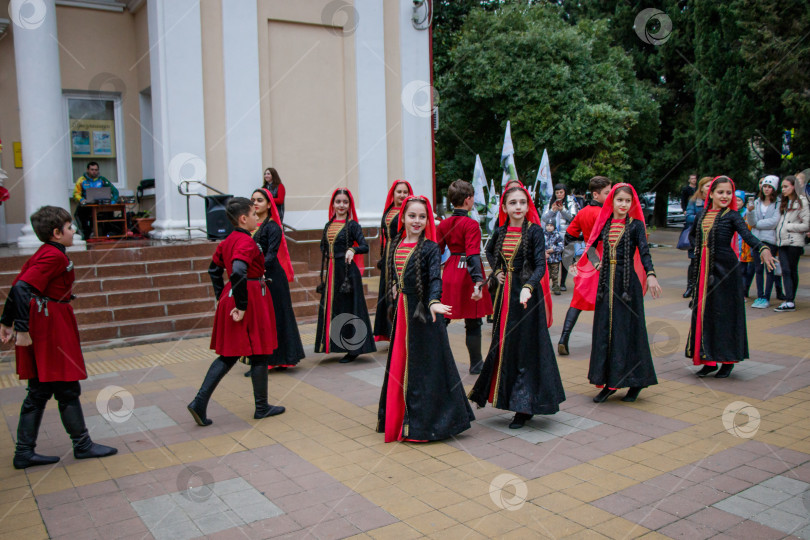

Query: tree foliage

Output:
[435, 3, 659, 195]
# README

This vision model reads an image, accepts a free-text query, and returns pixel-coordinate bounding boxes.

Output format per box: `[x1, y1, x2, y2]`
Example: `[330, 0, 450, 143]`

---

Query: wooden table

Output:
[89, 203, 127, 239]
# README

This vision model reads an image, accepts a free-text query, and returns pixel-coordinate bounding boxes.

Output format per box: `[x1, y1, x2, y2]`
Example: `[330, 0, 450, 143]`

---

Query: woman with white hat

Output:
[774, 175, 810, 312]
[746, 175, 781, 308]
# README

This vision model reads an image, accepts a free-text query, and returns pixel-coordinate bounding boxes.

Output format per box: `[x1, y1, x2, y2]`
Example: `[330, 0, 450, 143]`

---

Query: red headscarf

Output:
[498, 182, 542, 226]
[382, 180, 414, 251]
[258, 188, 294, 282]
[328, 188, 364, 271]
[397, 195, 437, 242]
[573, 183, 649, 311]
[497, 186, 553, 327]
[691, 175, 739, 366]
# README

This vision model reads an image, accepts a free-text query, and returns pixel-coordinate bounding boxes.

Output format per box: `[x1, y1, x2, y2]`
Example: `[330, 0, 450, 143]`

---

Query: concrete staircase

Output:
[0, 230, 381, 352]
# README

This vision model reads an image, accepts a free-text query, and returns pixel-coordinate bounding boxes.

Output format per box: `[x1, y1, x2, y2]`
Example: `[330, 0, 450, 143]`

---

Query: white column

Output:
[147, 0, 207, 240]
[353, 0, 389, 226]
[398, 1, 433, 202]
[12, 0, 75, 248]
[221, 0, 263, 198]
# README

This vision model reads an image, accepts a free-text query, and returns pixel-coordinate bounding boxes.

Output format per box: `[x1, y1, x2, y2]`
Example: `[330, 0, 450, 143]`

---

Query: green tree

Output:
[435, 3, 659, 197]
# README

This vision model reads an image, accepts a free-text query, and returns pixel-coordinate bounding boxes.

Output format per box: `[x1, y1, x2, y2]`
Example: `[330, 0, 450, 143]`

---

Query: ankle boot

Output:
[13, 401, 59, 469]
[593, 388, 616, 403]
[558, 308, 580, 355]
[715, 363, 734, 378]
[621, 387, 643, 402]
[509, 412, 533, 429]
[466, 333, 483, 375]
[251, 363, 285, 419]
[188, 357, 233, 426]
[58, 399, 117, 459]
[696, 364, 718, 377]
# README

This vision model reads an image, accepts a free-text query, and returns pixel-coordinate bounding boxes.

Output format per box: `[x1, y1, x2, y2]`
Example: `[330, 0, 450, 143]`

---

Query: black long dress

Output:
[686, 209, 766, 364]
[376, 240, 474, 441]
[255, 219, 305, 367]
[469, 223, 566, 415]
[314, 220, 377, 355]
[373, 209, 400, 341]
[588, 218, 658, 389]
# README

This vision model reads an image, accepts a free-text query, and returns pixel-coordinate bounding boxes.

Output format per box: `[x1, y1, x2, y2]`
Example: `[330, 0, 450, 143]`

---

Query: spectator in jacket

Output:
[746, 176, 781, 308]
[774, 176, 810, 312]
[542, 183, 579, 291]
[682, 176, 712, 298]
[680, 173, 697, 211]
[544, 221, 564, 295]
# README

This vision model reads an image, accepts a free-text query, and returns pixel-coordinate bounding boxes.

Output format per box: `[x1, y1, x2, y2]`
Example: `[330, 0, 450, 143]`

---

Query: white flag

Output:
[470, 155, 487, 221]
[500, 121, 518, 186]
[533, 149, 553, 209]
[486, 178, 499, 234]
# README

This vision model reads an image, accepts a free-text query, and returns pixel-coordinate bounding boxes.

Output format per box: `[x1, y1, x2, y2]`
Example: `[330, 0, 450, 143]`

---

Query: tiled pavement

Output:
[1, 231, 809, 539]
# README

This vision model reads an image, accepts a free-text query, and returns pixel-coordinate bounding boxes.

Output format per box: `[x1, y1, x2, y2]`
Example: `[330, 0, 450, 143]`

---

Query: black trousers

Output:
[779, 246, 803, 303]
[23, 379, 82, 411]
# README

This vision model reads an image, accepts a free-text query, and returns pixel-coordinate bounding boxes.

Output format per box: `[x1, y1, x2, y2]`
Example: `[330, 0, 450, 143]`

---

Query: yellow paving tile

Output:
[404, 510, 458, 535]
[0, 523, 47, 540]
[367, 522, 423, 540]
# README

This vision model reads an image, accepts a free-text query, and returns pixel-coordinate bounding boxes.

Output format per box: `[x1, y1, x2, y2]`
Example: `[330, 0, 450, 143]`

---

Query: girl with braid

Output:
[687, 176, 776, 378]
[469, 186, 565, 429]
[373, 180, 413, 342]
[571, 184, 662, 403]
[377, 196, 474, 442]
[314, 189, 376, 363]
[241, 189, 304, 376]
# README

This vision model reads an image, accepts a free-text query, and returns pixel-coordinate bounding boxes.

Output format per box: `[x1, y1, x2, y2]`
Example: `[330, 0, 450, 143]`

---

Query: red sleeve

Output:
[16, 250, 65, 293]
[464, 219, 483, 256]
[275, 184, 285, 205]
[212, 242, 225, 268]
[436, 221, 447, 252]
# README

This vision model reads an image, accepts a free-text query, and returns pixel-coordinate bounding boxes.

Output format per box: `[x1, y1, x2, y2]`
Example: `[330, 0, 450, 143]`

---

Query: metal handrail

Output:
[177, 180, 228, 239]
[283, 222, 380, 244]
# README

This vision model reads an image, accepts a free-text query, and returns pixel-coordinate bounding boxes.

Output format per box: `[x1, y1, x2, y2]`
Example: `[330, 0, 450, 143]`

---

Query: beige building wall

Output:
[199, 0, 228, 195]
[257, 1, 359, 218]
[0, 20, 25, 228]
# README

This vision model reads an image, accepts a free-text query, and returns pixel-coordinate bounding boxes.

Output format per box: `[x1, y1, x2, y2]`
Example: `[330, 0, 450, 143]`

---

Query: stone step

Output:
[78, 312, 216, 343]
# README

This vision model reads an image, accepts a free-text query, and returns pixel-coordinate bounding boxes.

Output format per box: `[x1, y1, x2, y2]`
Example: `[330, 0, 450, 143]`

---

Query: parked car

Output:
[639, 193, 686, 227]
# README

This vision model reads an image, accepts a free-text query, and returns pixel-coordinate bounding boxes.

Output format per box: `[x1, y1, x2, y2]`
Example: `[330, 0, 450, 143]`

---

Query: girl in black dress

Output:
[687, 176, 776, 378]
[374, 181, 413, 342]
[314, 189, 377, 363]
[377, 195, 474, 442]
[572, 184, 662, 403]
[469, 186, 565, 429]
[242, 189, 305, 375]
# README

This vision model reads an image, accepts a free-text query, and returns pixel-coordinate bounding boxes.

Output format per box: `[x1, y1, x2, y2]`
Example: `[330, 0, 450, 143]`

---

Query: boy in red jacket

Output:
[437, 180, 493, 374]
[1, 206, 117, 469]
[187, 197, 285, 426]
[558, 176, 612, 355]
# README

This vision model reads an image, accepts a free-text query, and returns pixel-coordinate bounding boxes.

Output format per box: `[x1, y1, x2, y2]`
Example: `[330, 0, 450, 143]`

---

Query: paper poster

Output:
[93, 131, 112, 155]
[72, 131, 91, 155]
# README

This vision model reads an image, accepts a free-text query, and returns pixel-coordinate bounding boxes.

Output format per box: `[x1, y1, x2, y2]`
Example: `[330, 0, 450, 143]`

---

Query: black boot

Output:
[59, 399, 117, 459]
[593, 388, 616, 403]
[715, 363, 734, 378]
[509, 412, 533, 429]
[188, 357, 233, 426]
[466, 320, 483, 374]
[696, 365, 718, 377]
[558, 308, 580, 356]
[339, 354, 358, 364]
[251, 362, 285, 419]
[13, 400, 59, 470]
[682, 285, 693, 298]
[621, 387, 643, 402]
